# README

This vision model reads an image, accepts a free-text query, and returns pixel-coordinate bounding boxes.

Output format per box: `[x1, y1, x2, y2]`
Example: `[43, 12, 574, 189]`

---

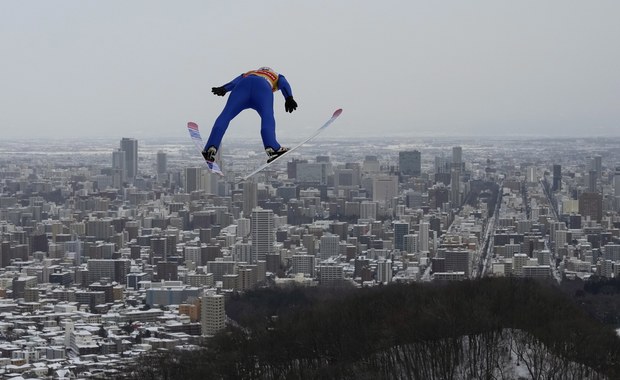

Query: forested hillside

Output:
[124, 278, 620, 380]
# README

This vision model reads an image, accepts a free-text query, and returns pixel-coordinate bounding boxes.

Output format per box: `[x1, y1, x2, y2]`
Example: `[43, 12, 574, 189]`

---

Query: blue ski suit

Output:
[205, 68, 294, 151]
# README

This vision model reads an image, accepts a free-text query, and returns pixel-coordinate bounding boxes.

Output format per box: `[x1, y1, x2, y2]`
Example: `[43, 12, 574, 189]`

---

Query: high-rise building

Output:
[393, 221, 409, 251]
[319, 234, 340, 260]
[112, 149, 126, 188]
[236, 217, 251, 238]
[156, 151, 167, 175]
[206, 261, 237, 282]
[552, 164, 561, 192]
[399, 150, 421, 176]
[237, 267, 256, 291]
[184, 167, 202, 192]
[156, 261, 178, 281]
[444, 249, 471, 277]
[403, 234, 419, 253]
[12, 276, 37, 299]
[251, 208, 274, 263]
[615, 167, 620, 211]
[65, 239, 83, 265]
[287, 158, 307, 179]
[330, 222, 348, 241]
[360, 201, 378, 220]
[614, 167, 620, 197]
[526, 166, 537, 183]
[603, 245, 620, 261]
[549, 222, 566, 243]
[0, 241, 10, 269]
[186, 273, 214, 288]
[276, 184, 298, 202]
[587, 170, 597, 193]
[86, 218, 114, 240]
[586, 155, 602, 179]
[405, 190, 423, 209]
[579, 192, 603, 222]
[334, 168, 356, 189]
[87, 259, 130, 284]
[523, 266, 550, 279]
[600, 260, 614, 279]
[452, 146, 462, 170]
[120, 138, 138, 181]
[184, 246, 202, 266]
[430, 186, 449, 209]
[376, 259, 392, 284]
[292, 254, 315, 276]
[201, 291, 225, 336]
[450, 169, 461, 206]
[243, 181, 258, 217]
[536, 250, 551, 266]
[512, 254, 528, 277]
[296, 162, 328, 184]
[303, 235, 316, 255]
[345, 162, 362, 183]
[419, 222, 430, 252]
[318, 264, 344, 285]
[362, 155, 380, 173]
[232, 242, 252, 263]
[372, 175, 398, 206]
[150, 237, 168, 260]
[435, 155, 450, 174]
[554, 229, 567, 255]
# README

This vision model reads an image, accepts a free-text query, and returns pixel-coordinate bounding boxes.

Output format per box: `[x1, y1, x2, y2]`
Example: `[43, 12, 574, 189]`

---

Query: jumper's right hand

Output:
[212, 87, 227, 96]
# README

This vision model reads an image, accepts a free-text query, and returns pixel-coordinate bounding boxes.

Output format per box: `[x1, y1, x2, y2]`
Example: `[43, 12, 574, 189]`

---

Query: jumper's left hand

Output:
[285, 96, 297, 113]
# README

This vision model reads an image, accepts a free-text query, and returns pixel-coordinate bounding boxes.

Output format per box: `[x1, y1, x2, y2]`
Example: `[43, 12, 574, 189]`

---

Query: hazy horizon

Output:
[2, 1, 619, 141]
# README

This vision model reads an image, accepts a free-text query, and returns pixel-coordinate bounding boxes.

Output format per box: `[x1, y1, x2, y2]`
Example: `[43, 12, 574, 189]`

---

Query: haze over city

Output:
[2, 0, 620, 140]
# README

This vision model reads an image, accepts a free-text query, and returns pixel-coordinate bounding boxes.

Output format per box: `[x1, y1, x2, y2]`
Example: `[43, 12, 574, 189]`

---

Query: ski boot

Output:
[202, 146, 217, 163]
[265, 146, 290, 163]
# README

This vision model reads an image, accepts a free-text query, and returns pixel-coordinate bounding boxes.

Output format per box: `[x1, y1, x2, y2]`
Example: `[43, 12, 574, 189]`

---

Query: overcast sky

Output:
[1, 1, 619, 142]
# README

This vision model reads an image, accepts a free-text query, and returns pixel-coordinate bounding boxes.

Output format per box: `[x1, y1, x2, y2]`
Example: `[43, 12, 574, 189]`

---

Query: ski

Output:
[238, 108, 342, 182]
[187, 122, 224, 176]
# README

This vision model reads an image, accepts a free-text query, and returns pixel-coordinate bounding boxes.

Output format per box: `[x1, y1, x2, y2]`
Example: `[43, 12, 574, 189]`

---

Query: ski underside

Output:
[187, 121, 224, 176]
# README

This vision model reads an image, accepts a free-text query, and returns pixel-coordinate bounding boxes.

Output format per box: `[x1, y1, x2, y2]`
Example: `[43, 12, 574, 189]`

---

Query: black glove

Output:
[212, 87, 227, 96]
[285, 96, 298, 113]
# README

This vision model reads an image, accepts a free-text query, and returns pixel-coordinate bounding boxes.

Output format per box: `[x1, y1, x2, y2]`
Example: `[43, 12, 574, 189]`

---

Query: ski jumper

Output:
[204, 68, 294, 151]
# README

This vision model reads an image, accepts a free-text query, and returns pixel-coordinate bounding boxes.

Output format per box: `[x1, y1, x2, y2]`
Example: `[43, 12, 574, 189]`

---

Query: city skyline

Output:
[2, 1, 620, 139]
[0, 134, 619, 377]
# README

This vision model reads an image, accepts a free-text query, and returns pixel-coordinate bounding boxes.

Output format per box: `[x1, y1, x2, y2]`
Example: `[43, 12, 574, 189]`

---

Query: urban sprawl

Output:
[0, 136, 619, 378]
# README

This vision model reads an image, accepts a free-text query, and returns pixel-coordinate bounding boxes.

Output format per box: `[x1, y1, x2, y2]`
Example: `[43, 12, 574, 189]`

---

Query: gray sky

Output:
[1, 0, 619, 141]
